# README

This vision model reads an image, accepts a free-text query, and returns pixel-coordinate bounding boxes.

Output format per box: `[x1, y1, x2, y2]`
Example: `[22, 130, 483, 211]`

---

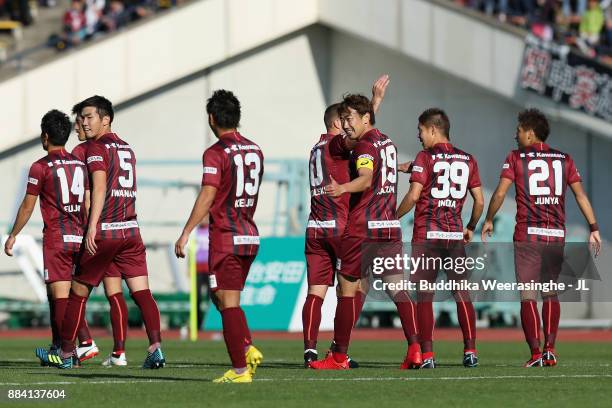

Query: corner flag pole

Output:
[188, 236, 198, 341]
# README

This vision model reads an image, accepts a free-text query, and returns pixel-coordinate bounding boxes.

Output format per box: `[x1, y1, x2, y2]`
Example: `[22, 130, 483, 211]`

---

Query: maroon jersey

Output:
[26, 149, 87, 251]
[500, 142, 581, 243]
[71, 140, 89, 162]
[201, 131, 264, 255]
[410, 143, 481, 243]
[86, 133, 139, 239]
[306, 133, 350, 239]
[344, 128, 401, 240]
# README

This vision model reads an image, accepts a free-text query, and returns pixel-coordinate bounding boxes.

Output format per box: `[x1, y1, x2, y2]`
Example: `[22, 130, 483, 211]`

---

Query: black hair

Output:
[41, 109, 71, 146]
[79, 95, 114, 123]
[206, 90, 241, 129]
[418, 108, 450, 138]
[518, 108, 550, 141]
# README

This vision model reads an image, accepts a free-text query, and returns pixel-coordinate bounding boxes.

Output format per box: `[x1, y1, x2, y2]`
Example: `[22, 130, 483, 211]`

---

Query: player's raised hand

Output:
[175, 233, 189, 259]
[463, 228, 474, 244]
[590, 230, 601, 257]
[85, 228, 97, 255]
[372, 74, 390, 102]
[325, 176, 345, 198]
[398, 161, 413, 173]
[3, 235, 16, 256]
[481, 220, 493, 243]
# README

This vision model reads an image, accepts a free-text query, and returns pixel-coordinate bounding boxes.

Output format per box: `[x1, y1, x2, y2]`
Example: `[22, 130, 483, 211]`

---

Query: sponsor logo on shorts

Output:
[101, 221, 139, 230]
[28, 177, 39, 185]
[63, 235, 83, 243]
[210, 274, 218, 289]
[203, 166, 218, 174]
[527, 227, 565, 237]
[307, 220, 336, 228]
[233, 235, 260, 245]
[367, 220, 401, 229]
[87, 156, 103, 164]
[426, 231, 464, 240]
[412, 165, 423, 173]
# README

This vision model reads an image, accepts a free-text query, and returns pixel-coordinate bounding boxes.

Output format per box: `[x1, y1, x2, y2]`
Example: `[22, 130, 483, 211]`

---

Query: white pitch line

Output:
[255, 374, 612, 382]
[0, 380, 179, 386]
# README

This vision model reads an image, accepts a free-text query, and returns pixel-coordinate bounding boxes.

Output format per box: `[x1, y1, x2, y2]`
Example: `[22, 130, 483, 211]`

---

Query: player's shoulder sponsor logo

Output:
[502, 163, 510, 169]
[87, 155, 103, 164]
[203, 166, 218, 175]
[412, 165, 424, 173]
[28, 177, 39, 185]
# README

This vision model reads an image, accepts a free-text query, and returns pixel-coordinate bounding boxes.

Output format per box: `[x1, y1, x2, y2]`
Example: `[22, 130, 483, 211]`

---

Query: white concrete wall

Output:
[0, 0, 318, 151]
[318, 0, 612, 139]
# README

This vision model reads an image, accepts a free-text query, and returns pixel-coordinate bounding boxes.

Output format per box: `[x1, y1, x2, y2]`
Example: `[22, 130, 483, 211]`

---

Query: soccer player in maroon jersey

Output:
[44, 96, 165, 369]
[3, 110, 93, 365]
[70, 101, 130, 366]
[482, 108, 601, 367]
[175, 90, 264, 384]
[302, 76, 393, 367]
[397, 108, 484, 368]
[310, 94, 422, 370]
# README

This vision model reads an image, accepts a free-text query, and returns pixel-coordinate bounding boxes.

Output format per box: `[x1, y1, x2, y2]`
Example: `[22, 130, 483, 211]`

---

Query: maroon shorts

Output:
[75, 236, 148, 287]
[514, 242, 564, 284]
[209, 251, 256, 291]
[43, 246, 79, 283]
[338, 237, 403, 279]
[305, 237, 342, 286]
[409, 240, 468, 284]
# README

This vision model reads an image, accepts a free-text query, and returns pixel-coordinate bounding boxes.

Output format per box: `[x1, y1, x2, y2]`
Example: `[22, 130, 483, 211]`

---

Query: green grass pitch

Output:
[0, 338, 611, 407]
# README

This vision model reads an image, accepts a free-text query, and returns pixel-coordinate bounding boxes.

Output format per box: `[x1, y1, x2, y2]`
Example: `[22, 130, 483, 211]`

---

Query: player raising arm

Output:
[481, 108, 601, 367]
[175, 90, 264, 384]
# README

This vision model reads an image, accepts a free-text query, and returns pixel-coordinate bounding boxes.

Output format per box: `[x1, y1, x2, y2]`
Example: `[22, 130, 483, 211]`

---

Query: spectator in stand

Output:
[63, 0, 86, 46]
[579, 0, 605, 44]
[100, 0, 129, 32]
[84, 0, 105, 37]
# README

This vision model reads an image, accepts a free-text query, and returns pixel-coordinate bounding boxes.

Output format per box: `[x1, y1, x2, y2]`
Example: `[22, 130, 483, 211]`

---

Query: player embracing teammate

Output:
[310, 93, 422, 370]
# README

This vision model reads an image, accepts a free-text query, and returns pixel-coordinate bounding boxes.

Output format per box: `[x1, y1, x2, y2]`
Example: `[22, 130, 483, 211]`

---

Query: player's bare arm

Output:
[3, 194, 38, 256]
[569, 181, 602, 257]
[397, 181, 423, 219]
[85, 170, 107, 255]
[481, 177, 513, 242]
[464, 186, 484, 244]
[175, 185, 218, 258]
[326, 167, 373, 197]
[85, 189, 91, 214]
[397, 161, 412, 174]
[371, 74, 390, 114]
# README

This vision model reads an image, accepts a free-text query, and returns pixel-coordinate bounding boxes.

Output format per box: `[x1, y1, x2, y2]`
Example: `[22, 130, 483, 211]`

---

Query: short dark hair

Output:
[79, 95, 114, 123]
[339, 94, 375, 125]
[517, 108, 549, 141]
[206, 90, 241, 129]
[324, 103, 341, 130]
[41, 110, 71, 146]
[71, 101, 83, 116]
[418, 108, 450, 138]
